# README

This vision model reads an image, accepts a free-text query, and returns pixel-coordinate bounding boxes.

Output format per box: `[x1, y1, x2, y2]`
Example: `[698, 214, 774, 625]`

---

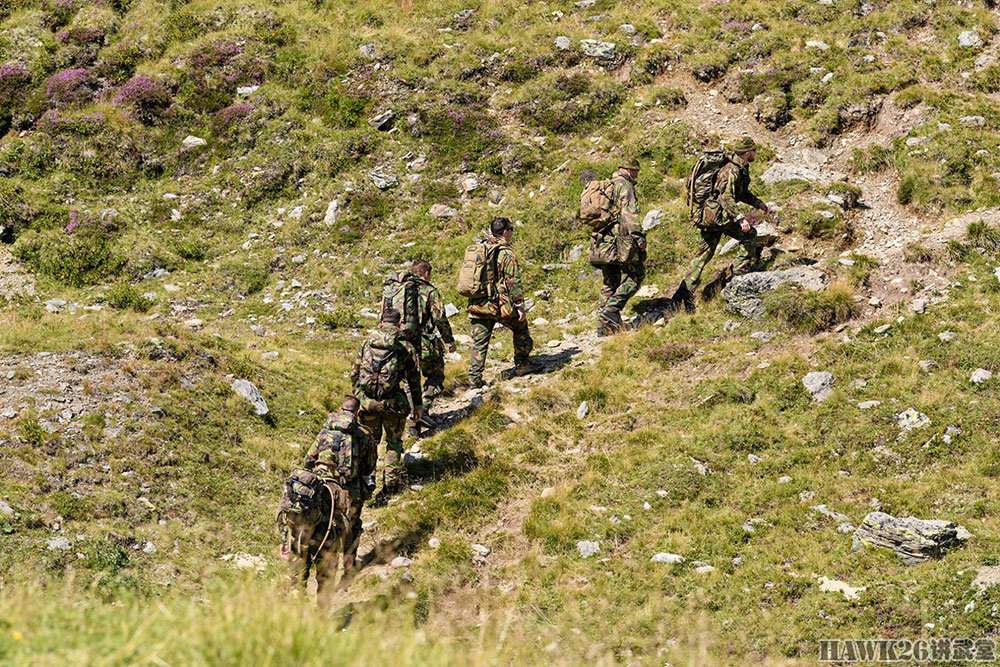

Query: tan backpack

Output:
[579, 179, 617, 231]
[456, 241, 500, 299]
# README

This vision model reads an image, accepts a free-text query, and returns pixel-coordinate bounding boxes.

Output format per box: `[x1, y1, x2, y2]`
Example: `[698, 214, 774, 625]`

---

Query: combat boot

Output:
[670, 280, 696, 313]
[596, 308, 623, 337]
[701, 266, 733, 302]
[373, 450, 406, 506]
[509, 358, 544, 378]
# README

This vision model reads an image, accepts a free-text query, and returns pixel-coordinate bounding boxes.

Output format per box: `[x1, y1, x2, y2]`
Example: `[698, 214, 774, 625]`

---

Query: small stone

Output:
[368, 109, 395, 131]
[777, 475, 792, 484]
[47, 536, 72, 551]
[359, 43, 377, 59]
[960, 115, 987, 127]
[971, 368, 993, 385]
[651, 552, 684, 564]
[540, 486, 555, 498]
[642, 209, 664, 232]
[459, 173, 479, 193]
[576, 401, 589, 419]
[818, 576, 865, 601]
[429, 204, 458, 219]
[938, 331, 956, 342]
[323, 199, 340, 226]
[143, 541, 156, 554]
[580, 39, 616, 60]
[918, 360, 936, 372]
[291, 254, 306, 265]
[181, 135, 207, 149]
[747, 453, 762, 464]
[858, 400, 881, 410]
[0, 500, 12, 517]
[428, 537, 441, 549]
[802, 371, 834, 402]
[972, 566, 1000, 592]
[805, 39, 830, 51]
[471, 543, 490, 558]
[390, 556, 413, 568]
[873, 324, 891, 335]
[231, 379, 269, 416]
[897, 408, 930, 431]
[184, 318, 204, 329]
[444, 303, 460, 318]
[237, 85, 259, 97]
[694, 564, 715, 574]
[577, 540, 600, 558]
[370, 168, 398, 190]
[554, 35, 572, 51]
[958, 30, 983, 49]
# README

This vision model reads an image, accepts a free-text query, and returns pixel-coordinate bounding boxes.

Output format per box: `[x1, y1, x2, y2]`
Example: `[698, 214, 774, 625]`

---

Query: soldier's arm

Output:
[738, 181, 767, 211]
[350, 343, 365, 387]
[430, 288, 455, 345]
[617, 179, 641, 232]
[716, 166, 744, 221]
[496, 249, 525, 306]
[358, 429, 377, 479]
[302, 440, 319, 470]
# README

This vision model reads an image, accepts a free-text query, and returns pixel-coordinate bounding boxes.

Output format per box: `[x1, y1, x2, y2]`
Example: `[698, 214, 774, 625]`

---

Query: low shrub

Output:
[13, 227, 123, 286]
[765, 283, 857, 334]
[105, 282, 153, 312]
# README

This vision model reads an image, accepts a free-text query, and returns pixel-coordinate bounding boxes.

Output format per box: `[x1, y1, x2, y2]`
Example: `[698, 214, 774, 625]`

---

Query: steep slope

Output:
[4, 0, 1000, 664]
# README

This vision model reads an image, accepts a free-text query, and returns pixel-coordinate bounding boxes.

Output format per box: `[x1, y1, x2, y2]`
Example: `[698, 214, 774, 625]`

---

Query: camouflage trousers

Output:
[683, 222, 761, 291]
[420, 337, 446, 404]
[284, 486, 363, 594]
[358, 393, 408, 486]
[468, 316, 533, 384]
[599, 262, 645, 329]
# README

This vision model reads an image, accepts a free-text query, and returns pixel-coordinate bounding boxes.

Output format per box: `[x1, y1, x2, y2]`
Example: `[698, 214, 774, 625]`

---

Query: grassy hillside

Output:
[3, 0, 1000, 664]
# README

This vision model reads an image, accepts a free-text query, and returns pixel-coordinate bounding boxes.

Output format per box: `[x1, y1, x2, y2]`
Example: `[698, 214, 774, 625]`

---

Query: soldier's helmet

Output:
[620, 156, 641, 171]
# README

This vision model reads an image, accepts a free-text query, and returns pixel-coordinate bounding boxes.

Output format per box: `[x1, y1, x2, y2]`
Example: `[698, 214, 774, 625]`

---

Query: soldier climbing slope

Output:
[410, 259, 456, 416]
[351, 308, 423, 503]
[580, 157, 648, 336]
[278, 395, 375, 595]
[457, 217, 540, 389]
[672, 136, 770, 311]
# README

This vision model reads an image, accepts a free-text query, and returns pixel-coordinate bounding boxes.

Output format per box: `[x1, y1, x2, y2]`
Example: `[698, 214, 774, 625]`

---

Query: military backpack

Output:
[309, 412, 361, 484]
[354, 328, 403, 400]
[579, 178, 617, 232]
[456, 241, 501, 299]
[381, 271, 420, 340]
[687, 151, 730, 214]
[283, 468, 323, 515]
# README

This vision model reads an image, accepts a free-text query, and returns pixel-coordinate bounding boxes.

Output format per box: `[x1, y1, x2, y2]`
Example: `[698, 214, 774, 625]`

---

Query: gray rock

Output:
[390, 556, 413, 568]
[803, 371, 834, 402]
[429, 203, 458, 219]
[459, 173, 479, 193]
[972, 566, 1000, 592]
[853, 512, 969, 564]
[897, 408, 929, 431]
[322, 200, 340, 226]
[47, 536, 71, 551]
[45, 299, 67, 313]
[805, 39, 830, 51]
[722, 267, 828, 319]
[577, 540, 600, 558]
[444, 303, 459, 318]
[858, 400, 881, 410]
[761, 163, 844, 185]
[370, 168, 398, 190]
[576, 401, 589, 419]
[369, 109, 395, 131]
[959, 30, 983, 49]
[359, 43, 377, 60]
[554, 36, 572, 51]
[232, 379, 269, 416]
[971, 368, 993, 385]
[720, 221, 779, 255]
[0, 500, 13, 517]
[960, 115, 987, 128]
[818, 576, 865, 600]
[181, 135, 207, 149]
[581, 39, 616, 60]
[938, 330, 957, 342]
[651, 552, 684, 564]
[642, 209, 664, 232]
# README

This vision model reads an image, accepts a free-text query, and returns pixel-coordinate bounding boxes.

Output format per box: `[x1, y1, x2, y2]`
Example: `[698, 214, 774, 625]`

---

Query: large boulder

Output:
[853, 512, 969, 564]
[761, 163, 844, 186]
[722, 267, 828, 318]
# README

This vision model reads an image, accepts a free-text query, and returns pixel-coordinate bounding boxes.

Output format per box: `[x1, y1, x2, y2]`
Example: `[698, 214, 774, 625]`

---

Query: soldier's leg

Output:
[509, 317, 534, 367]
[606, 263, 645, 315]
[683, 227, 723, 290]
[341, 502, 364, 576]
[598, 266, 623, 333]
[467, 318, 495, 386]
[730, 225, 761, 275]
[420, 340, 446, 405]
[382, 410, 407, 491]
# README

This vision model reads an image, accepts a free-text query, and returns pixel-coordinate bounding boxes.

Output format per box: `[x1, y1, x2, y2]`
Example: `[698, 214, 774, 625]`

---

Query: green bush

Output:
[13, 228, 123, 287]
[766, 283, 857, 334]
[223, 259, 270, 295]
[105, 283, 153, 312]
[317, 308, 359, 330]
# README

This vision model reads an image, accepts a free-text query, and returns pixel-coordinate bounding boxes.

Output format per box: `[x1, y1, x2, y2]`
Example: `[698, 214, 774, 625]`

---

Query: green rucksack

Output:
[354, 328, 403, 400]
[381, 271, 420, 340]
[687, 150, 730, 213]
[308, 412, 361, 484]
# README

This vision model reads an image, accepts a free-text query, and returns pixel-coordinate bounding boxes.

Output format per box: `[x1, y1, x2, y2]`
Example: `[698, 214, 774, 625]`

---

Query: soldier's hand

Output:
[413, 406, 425, 422]
[740, 219, 752, 233]
[448, 343, 457, 354]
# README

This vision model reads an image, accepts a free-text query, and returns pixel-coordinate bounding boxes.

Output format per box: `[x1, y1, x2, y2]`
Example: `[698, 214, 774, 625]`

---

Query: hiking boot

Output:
[701, 267, 733, 302]
[467, 376, 486, 390]
[670, 280, 696, 313]
[596, 308, 623, 337]
[508, 359, 544, 378]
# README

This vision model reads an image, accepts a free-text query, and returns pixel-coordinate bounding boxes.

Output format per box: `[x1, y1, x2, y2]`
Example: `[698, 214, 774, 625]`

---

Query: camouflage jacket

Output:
[350, 323, 423, 412]
[302, 410, 375, 489]
[493, 238, 524, 311]
[610, 168, 642, 236]
[414, 277, 455, 346]
[707, 154, 766, 225]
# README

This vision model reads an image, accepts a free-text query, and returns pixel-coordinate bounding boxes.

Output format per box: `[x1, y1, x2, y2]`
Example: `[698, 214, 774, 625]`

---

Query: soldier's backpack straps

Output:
[687, 150, 730, 215]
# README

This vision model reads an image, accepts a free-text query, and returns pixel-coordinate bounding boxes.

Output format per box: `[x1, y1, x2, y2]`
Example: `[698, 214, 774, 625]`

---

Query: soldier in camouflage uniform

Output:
[674, 136, 769, 310]
[594, 157, 647, 336]
[467, 217, 539, 389]
[351, 309, 423, 501]
[279, 396, 375, 593]
[411, 259, 456, 408]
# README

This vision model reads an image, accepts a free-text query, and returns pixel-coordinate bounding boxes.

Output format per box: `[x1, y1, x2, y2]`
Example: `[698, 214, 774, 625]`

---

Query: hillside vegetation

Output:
[3, 0, 1000, 664]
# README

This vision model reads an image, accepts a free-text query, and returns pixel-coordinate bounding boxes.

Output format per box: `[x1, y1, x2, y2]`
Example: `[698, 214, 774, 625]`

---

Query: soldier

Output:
[593, 157, 647, 336]
[467, 217, 540, 389]
[673, 136, 769, 311]
[351, 308, 423, 502]
[411, 259, 456, 410]
[279, 395, 375, 594]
